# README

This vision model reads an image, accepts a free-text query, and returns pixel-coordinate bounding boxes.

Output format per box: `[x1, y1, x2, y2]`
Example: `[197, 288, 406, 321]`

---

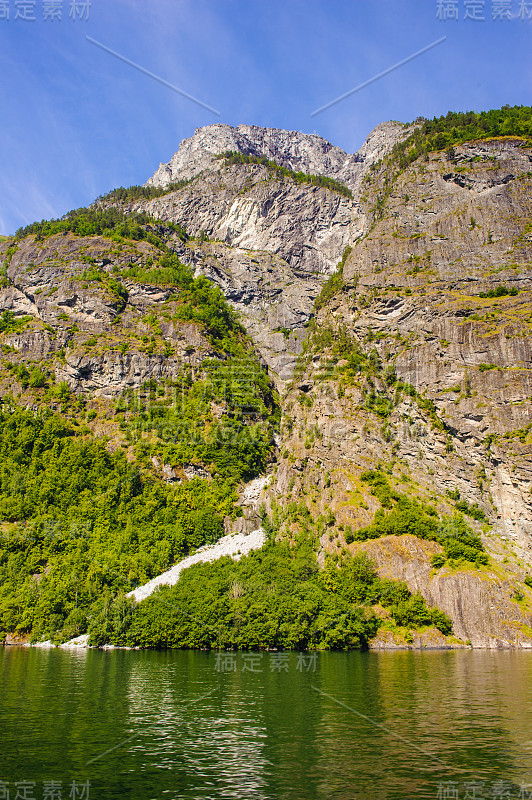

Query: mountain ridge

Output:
[146, 120, 411, 195]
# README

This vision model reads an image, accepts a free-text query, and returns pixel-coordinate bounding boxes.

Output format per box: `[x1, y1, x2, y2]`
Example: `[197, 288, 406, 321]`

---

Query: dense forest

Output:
[93, 536, 452, 649]
[0, 396, 275, 642]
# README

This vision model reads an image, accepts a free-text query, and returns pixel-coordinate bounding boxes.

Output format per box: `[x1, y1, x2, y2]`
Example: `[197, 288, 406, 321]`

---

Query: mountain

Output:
[1, 107, 532, 649]
[146, 121, 409, 195]
[110, 121, 412, 381]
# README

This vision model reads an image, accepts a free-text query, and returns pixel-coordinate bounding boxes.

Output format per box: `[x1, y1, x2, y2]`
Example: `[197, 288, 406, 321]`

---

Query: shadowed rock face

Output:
[170, 239, 323, 381]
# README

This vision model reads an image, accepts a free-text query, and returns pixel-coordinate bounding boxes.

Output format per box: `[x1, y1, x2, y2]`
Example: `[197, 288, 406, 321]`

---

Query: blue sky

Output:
[0, 0, 530, 235]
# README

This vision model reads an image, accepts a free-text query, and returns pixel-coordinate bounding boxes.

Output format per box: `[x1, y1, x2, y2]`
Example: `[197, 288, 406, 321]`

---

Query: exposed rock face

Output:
[173, 240, 321, 380]
[143, 121, 413, 275]
[147, 121, 410, 195]
[342, 137, 532, 544]
[123, 122, 412, 383]
[143, 166, 355, 277]
[255, 135, 532, 646]
[358, 536, 532, 648]
[0, 233, 216, 398]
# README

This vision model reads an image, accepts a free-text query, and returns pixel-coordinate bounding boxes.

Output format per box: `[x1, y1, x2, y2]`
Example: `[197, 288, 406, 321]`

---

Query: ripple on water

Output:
[1, 648, 531, 800]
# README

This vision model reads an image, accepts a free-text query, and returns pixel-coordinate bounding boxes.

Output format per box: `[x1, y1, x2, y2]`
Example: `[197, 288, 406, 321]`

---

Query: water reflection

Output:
[124, 656, 271, 798]
[0, 649, 531, 800]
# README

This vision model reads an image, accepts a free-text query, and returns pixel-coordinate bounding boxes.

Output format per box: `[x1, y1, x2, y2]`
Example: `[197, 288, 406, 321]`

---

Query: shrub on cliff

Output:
[218, 151, 353, 199]
[346, 470, 488, 568]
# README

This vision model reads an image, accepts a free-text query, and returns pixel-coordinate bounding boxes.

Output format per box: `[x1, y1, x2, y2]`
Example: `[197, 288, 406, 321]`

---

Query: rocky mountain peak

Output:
[146, 120, 411, 192]
[135, 120, 416, 383]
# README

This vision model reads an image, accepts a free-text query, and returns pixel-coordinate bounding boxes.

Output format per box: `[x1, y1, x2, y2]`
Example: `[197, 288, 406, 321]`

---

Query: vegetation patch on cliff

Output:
[390, 105, 532, 171]
[14, 206, 187, 248]
[0, 310, 33, 336]
[479, 285, 519, 299]
[301, 322, 446, 430]
[217, 151, 353, 198]
[345, 470, 488, 569]
[119, 362, 278, 484]
[314, 246, 352, 311]
[98, 180, 192, 204]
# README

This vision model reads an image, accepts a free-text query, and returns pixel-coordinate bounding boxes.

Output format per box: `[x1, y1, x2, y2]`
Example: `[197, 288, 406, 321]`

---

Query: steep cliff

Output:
[263, 132, 532, 647]
[1, 111, 532, 648]
[147, 121, 410, 196]
[105, 121, 411, 381]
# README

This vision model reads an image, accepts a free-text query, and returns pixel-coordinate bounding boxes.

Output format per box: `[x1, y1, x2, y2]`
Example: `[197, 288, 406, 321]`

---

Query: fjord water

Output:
[1, 649, 531, 800]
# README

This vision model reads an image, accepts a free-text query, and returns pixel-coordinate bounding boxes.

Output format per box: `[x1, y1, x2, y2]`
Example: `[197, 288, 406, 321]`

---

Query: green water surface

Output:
[1, 648, 531, 800]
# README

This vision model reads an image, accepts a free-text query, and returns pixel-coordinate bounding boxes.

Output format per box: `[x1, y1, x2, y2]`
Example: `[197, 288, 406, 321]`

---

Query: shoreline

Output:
[3, 638, 531, 651]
